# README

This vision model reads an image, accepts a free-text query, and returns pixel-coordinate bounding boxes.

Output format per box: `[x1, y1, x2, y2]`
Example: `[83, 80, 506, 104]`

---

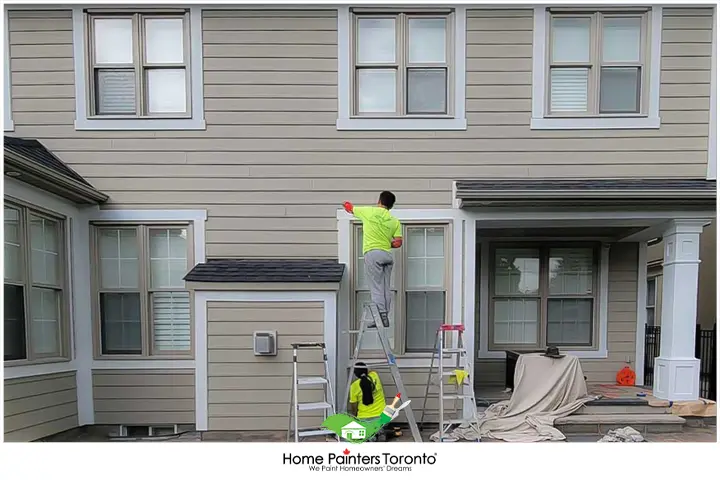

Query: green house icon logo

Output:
[340, 420, 367, 441]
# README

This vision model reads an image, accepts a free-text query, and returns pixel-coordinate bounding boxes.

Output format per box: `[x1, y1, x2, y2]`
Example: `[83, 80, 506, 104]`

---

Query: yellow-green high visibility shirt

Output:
[350, 371, 386, 419]
[353, 206, 402, 255]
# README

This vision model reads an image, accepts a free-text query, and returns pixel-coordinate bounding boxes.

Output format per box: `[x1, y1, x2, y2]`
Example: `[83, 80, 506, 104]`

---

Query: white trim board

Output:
[89, 209, 207, 264]
[336, 6, 467, 131]
[708, 4, 717, 180]
[530, 5, 662, 130]
[193, 290, 338, 431]
[71, 6, 206, 131]
[4, 8, 13, 131]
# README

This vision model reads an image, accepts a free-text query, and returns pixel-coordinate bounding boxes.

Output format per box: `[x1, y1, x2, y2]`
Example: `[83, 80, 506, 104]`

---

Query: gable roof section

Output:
[184, 258, 346, 283]
[4, 136, 108, 204]
[455, 178, 716, 208]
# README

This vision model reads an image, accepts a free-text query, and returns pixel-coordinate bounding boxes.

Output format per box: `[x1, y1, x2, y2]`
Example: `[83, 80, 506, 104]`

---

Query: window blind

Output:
[152, 291, 191, 351]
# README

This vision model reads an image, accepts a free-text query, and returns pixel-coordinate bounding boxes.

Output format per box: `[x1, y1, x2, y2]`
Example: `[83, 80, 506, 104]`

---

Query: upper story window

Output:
[531, 6, 662, 130]
[72, 7, 205, 131]
[88, 13, 190, 117]
[337, 6, 467, 131]
[353, 14, 451, 117]
[4, 202, 68, 364]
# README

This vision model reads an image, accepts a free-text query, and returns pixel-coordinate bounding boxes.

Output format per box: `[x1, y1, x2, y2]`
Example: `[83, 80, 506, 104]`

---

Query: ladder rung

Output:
[442, 394, 474, 400]
[439, 348, 466, 354]
[291, 342, 326, 349]
[297, 376, 328, 385]
[350, 360, 390, 368]
[298, 429, 335, 438]
[297, 401, 333, 411]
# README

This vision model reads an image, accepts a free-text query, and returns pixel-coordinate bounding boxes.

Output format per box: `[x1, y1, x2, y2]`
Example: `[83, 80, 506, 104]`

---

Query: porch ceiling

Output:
[476, 226, 646, 241]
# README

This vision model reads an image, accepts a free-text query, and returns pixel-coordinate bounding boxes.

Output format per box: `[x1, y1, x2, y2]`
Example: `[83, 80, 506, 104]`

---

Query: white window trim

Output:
[635, 242, 648, 385]
[530, 5, 662, 130]
[88, 209, 206, 370]
[193, 290, 337, 431]
[4, 8, 13, 131]
[71, 6, 206, 131]
[707, 5, 717, 180]
[336, 6, 467, 131]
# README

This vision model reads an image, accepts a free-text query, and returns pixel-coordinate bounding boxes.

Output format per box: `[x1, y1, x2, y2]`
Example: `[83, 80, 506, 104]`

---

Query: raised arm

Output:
[391, 220, 403, 249]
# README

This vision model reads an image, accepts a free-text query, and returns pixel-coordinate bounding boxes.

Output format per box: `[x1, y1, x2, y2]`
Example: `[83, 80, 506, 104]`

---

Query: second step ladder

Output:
[343, 303, 423, 442]
[420, 324, 481, 442]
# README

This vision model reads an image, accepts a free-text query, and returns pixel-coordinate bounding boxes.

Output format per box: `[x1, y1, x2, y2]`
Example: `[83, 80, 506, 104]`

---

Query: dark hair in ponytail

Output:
[353, 362, 375, 406]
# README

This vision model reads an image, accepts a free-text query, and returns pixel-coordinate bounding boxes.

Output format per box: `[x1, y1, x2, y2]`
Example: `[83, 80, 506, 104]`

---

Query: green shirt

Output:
[350, 371, 386, 419]
[353, 206, 402, 255]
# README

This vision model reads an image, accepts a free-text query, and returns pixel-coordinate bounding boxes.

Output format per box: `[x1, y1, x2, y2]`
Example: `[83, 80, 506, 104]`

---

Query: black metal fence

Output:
[644, 324, 716, 401]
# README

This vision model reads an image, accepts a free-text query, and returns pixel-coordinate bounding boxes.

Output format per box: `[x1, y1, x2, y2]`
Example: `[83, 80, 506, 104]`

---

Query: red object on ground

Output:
[343, 201, 354, 213]
[616, 365, 636, 386]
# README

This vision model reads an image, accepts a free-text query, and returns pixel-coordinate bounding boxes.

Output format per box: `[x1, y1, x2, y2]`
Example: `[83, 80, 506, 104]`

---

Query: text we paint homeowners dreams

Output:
[282, 450, 438, 472]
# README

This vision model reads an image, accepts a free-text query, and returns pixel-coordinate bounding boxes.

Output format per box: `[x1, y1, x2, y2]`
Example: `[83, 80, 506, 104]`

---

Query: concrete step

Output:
[555, 414, 685, 435]
[575, 404, 670, 415]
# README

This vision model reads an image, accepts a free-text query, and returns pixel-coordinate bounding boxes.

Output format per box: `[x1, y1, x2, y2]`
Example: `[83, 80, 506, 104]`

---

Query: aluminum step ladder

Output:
[420, 324, 481, 442]
[287, 342, 340, 442]
[343, 303, 423, 443]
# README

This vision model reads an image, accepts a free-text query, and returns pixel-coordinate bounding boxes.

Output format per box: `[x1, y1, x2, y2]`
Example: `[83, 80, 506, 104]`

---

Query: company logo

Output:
[321, 393, 410, 444]
[282, 449, 438, 473]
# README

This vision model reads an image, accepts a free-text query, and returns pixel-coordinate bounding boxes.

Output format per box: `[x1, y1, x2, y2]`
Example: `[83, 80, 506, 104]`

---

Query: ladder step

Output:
[350, 361, 391, 368]
[297, 401, 333, 412]
[297, 376, 328, 386]
[438, 348, 466, 354]
[298, 429, 335, 438]
[442, 394, 474, 400]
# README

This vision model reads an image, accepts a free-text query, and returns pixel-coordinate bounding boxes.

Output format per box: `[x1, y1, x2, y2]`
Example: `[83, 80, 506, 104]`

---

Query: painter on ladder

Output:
[342, 191, 403, 327]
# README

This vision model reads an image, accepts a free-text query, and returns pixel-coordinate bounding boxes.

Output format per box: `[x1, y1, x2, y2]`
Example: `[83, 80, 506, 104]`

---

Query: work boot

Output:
[379, 312, 390, 328]
[377, 431, 387, 442]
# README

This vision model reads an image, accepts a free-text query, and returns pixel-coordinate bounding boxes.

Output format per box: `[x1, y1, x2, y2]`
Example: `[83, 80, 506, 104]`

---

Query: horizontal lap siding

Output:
[207, 301, 326, 431]
[465, 8, 710, 177]
[92, 370, 196, 425]
[581, 244, 639, 383]
[7, 8, 712, 261]
[4, 371, 79, 442]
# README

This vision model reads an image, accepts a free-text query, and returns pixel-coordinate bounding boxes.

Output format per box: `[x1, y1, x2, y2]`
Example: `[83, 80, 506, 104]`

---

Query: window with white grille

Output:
[352, 224, 449, 354]
[548, 10, 648, 116]
[94, 224, 192, 357]
[4, 203, 67, 363]
[490, 244, 598, 349]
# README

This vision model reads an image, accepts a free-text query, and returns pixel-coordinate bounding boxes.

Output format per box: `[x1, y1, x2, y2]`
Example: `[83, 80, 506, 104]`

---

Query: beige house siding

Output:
[6, 7, 713, 261]
[4, 371, 79, 442]
[92, 370, 196, 425]
[207, 301, 325, 431]
[474, 243, 640, 386]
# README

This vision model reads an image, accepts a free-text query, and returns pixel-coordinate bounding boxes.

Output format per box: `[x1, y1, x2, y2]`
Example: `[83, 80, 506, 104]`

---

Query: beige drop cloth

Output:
[434, 353, 597, 442]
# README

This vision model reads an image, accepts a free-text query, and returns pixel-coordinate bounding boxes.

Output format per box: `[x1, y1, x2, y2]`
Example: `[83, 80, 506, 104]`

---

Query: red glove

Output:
[343, 201, 354, 214]
[391, 238, 402, 249]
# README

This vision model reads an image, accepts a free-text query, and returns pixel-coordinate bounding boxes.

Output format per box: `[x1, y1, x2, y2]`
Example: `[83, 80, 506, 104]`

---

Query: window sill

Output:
[337, 117, 467, 131]
[487, 348, 608, 359]
[75, 117, 206, 131]
[530, 116, 661, 130]
[4, 357, 71, 368]
[92, 358, 195, 369]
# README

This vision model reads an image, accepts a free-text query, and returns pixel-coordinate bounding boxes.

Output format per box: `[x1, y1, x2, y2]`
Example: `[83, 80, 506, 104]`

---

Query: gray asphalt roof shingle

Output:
[4, 136, 95, 187]
[184, 258, 346, 283]
[455, 178, 717, 193]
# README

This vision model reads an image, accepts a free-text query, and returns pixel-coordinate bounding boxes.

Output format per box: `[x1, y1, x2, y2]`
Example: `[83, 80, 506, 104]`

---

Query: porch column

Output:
[653, 220, 705, 401]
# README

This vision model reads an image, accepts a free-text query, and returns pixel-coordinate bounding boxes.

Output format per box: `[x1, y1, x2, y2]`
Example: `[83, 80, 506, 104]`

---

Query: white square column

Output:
[652, 220, 706, 401]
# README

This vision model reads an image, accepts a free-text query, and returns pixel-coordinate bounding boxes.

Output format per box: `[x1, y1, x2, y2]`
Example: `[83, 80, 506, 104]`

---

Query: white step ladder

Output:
[287, 342, 340, 442]
[420, 324, 481, 442]
[343, 303, 423, 442]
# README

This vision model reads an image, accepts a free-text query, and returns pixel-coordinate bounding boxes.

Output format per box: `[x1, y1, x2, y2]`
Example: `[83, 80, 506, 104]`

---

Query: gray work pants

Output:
[364, 249, 394, 315]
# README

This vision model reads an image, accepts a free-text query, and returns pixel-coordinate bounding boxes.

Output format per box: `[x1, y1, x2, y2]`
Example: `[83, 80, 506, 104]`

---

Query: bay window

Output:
[93, 224, 192, 357]
[490, 244, 598, 350]
[4, 202, 67, 362]
[353, 223, 450, 354]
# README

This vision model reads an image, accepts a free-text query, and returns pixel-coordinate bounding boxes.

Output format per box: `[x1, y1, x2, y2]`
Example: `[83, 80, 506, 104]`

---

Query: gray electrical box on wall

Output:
[253, 331, 277, 356]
